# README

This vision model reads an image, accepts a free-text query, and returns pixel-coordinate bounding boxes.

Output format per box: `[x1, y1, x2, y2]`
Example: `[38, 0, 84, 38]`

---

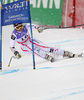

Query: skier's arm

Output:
[24, 23, 36, 29]
[10, 34, 21, 59]
[25, 23, 44, 33]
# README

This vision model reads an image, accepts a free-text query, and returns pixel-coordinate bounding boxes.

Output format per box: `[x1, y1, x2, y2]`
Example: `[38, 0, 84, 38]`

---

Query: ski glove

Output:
[37, 27, 44, 33]
[14, 51, 21, 59]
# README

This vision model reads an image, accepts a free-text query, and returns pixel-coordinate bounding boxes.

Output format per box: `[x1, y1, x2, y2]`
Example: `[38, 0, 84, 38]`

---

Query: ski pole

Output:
[8, 56, 16, 67]
[43, 24, 84, 30]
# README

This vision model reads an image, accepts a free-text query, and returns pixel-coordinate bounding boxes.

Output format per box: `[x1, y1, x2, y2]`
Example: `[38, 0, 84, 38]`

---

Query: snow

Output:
[0, 25, 84, 100]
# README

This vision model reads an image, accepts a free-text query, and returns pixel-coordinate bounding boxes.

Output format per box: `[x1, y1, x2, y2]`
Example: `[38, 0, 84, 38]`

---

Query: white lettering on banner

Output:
[5, 17, 28, 23]
[8, 14, 24, 19]
[37, 0, 40, 8]
[5, 1, 28, 10]
[49, 0, 60, 9]
[30, 0, 61, 9]
[43, 0, 48, 8]
[30, 0, 36, 8]
[37, 0, 48, 8]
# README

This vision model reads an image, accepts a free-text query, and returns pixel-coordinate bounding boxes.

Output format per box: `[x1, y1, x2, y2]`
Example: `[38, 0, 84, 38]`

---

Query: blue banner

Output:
[2, 0, 30, 26]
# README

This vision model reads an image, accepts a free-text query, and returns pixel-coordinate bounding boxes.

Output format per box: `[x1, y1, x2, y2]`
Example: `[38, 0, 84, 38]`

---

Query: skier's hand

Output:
[37, 27, 44, 33]
[14, 51, 21, 59]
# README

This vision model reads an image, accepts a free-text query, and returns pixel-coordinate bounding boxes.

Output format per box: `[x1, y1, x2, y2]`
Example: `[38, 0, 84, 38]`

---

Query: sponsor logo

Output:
[30, 0, 61, 9]
[5, 1, 28, 10]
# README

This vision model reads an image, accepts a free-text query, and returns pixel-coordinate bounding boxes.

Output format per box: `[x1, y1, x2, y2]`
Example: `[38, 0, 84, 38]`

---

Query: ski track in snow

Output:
[0, 61, 84, 75]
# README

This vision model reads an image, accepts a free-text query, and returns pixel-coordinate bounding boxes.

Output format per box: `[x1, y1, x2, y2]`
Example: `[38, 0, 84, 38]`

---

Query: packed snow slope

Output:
[0, 25, 84, 100]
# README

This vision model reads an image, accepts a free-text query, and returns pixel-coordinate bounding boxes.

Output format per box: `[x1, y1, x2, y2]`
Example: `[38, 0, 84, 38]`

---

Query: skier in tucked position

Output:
[10, 23, 82, 62]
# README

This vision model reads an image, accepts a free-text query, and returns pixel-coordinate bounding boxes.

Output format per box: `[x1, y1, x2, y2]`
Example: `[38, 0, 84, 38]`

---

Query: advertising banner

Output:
[30, 0, 63, 26]
[2, 0, 30, 26]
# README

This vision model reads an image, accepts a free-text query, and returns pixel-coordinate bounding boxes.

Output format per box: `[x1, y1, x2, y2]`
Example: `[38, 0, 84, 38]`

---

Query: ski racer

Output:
[10, 23, 81, 62]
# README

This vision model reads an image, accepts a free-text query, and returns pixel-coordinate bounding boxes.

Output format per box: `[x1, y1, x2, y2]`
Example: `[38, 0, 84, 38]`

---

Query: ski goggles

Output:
[15, 24, 23, 30]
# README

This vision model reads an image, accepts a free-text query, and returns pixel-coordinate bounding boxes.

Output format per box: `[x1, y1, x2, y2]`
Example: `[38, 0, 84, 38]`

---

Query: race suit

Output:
[10, 24, 64, 58]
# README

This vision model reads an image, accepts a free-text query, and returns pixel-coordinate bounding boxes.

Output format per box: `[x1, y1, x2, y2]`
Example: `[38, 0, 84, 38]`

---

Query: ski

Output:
[74, 53, 83, 58]
[51, 53, 83, 63]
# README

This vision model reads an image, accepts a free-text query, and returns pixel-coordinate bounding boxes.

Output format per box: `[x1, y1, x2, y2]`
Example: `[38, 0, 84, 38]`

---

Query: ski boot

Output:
[63, 51, 83, 58]
[63, 51, 75, 58]
[45, 54, 54, 62]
